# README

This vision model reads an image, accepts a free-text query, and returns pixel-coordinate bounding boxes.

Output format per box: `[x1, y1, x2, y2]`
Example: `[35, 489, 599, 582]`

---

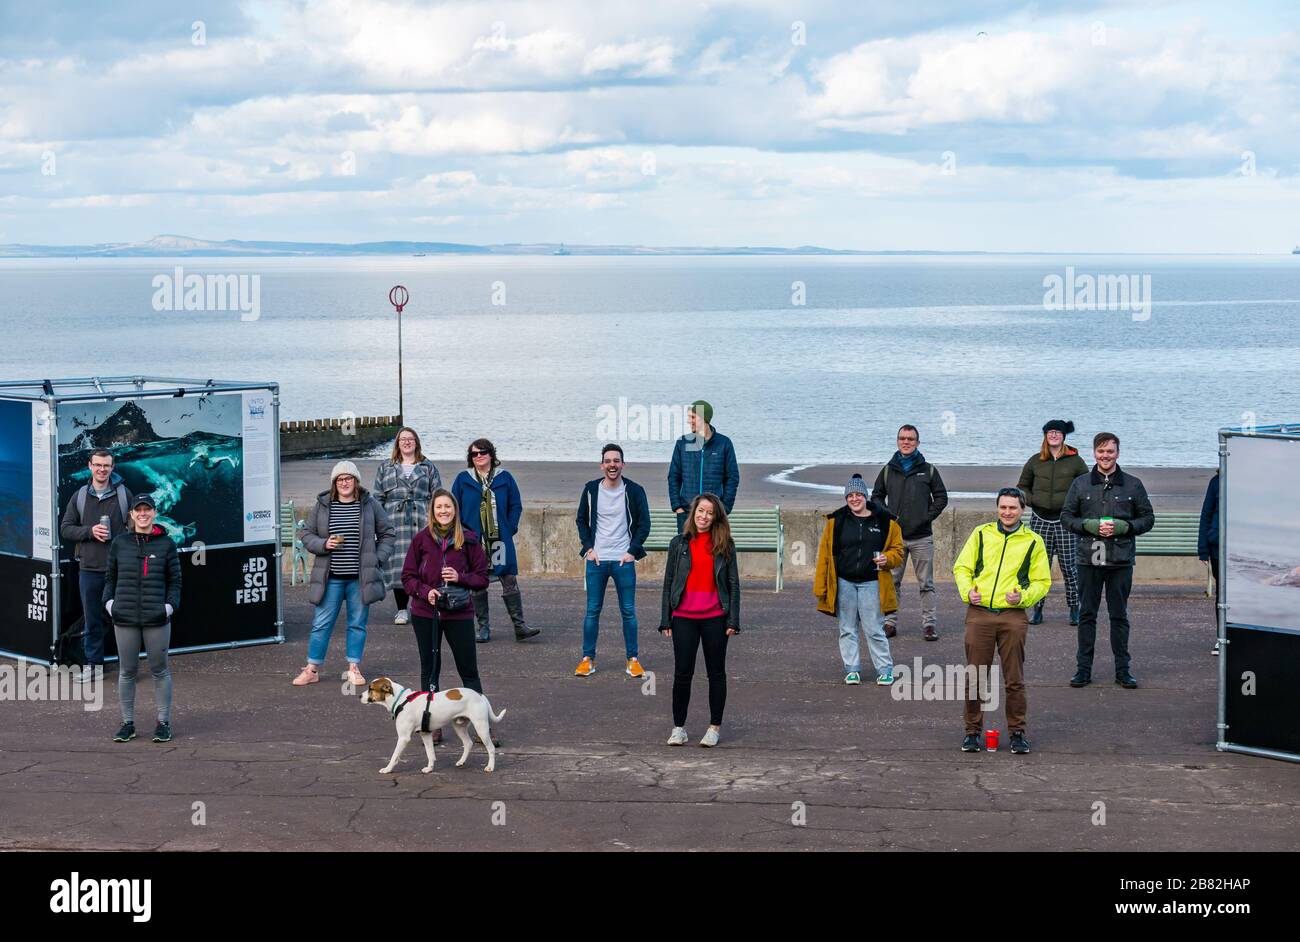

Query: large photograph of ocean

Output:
[1226, 435, 1300, 632]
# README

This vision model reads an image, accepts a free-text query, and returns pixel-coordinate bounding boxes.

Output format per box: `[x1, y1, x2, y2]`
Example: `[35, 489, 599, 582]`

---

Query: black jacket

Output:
[103, 525, 182, 628]
[660, 534, 741, 632]
[870, 452, 948, 540]
[1197, 474, 1219, 561]
[59, 473, 133, 572]
[1060, 465, 1155, 568]
[576, 477, 652, 560]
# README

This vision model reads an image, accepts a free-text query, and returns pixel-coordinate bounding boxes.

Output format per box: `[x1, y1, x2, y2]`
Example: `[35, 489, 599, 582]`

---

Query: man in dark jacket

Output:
[1198, 472, 1220, 655]
[668, 400, 739, 534]
[59, 448, 132, 679]
[1060, 432, 1155, 688]
[574, 443, 652, 679]
[871, 425, 949, 641]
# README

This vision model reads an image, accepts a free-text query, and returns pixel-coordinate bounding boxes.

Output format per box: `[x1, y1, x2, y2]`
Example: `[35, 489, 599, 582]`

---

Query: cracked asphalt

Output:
[2, 578, 1297, 851]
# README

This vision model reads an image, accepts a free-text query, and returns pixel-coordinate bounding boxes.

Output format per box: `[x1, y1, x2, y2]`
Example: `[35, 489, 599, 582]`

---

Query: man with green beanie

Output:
[667, 400, 739, 534]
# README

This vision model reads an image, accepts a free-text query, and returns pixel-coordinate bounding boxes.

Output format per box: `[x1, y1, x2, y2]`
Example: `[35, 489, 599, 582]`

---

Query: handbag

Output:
[435, 584, 472, 612]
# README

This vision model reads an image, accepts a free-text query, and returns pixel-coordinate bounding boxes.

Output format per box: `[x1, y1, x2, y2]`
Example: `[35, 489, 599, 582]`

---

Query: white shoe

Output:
[394, 609, 410, 626]
[71, 666, 94, 685]
[699, 727, 720, 748]
[666, 727, 688, 746]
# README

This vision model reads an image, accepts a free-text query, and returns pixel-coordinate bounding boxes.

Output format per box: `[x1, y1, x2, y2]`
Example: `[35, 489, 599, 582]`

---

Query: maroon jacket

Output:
[401, 526, 491, 620]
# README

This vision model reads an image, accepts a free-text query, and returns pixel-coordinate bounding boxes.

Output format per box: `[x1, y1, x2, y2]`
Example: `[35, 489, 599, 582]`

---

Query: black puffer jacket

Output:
[103, 526, 182, 628]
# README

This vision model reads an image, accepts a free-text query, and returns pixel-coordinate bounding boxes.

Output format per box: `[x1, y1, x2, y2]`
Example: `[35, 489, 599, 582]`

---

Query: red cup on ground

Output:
[985, 729, 1000, 752]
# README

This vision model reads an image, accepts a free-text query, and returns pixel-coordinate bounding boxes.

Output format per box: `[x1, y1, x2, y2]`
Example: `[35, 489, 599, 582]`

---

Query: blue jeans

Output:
[583, 559, 638, 659]
[309, 578, 369, 665]
[837, 578, 892, 674]
[80, 570, 108, 666]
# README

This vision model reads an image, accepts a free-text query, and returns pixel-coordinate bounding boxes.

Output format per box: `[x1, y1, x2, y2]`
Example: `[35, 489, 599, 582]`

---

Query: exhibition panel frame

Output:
[0, 376, 284, 665]
[1216, 425, 1300, 764]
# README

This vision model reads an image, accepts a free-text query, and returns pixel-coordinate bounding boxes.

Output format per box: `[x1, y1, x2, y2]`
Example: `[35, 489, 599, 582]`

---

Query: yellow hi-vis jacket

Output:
[952, 521, 1051, 609]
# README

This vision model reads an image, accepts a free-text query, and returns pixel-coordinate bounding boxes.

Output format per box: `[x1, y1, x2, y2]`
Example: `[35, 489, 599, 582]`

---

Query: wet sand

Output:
[282, 458, 1214, 510]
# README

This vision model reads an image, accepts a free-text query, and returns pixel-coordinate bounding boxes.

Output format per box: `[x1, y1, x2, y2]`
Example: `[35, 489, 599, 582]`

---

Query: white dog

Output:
[361, 677, 506, 774]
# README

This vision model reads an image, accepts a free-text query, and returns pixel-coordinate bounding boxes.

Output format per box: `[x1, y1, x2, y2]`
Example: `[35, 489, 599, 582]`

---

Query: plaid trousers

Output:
[1029, 512, 1079, 608]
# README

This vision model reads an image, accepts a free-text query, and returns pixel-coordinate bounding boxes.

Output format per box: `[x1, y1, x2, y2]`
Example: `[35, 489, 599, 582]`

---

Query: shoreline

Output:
[281, 458, 1214, 511]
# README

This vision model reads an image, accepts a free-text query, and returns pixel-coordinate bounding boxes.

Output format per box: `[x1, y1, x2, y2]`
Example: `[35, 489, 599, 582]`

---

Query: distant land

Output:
[0, 234, 988, 258]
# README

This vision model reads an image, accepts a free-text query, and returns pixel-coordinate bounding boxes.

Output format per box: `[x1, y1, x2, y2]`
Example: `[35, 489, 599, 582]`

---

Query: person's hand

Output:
[660, 627, 671, 637]
[1005, 589, 1022, 605]
[427, 588, 440, 605]
[92, 524, 110, 542]
[441, 566, 458, 583]
[873, 553, 888, 569]
[619, 552, 635, 564]
[105, 599, 113, 616]
[586, 549, 599, 564]
[164, 603, 174, 618]
[968, 588, 982, 605]
[726, 627, 738, 636]
[326, 535, 341, 550]
[1098, 521, 1115, 538]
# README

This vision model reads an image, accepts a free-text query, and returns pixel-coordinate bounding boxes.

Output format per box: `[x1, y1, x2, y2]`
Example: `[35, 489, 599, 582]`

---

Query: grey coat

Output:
[302, 489, 395, 605]
[372, 458, 441, 589]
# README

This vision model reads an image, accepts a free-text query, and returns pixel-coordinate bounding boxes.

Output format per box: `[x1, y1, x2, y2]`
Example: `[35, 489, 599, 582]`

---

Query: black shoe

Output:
[1028, 601, 1044, 625]
[1009, 731, 1031, 754]
[475, 625, 490, 643]
[113, 722, 136, 743]
[152, 722, 172, 743]
[961, 733, 982, 752]
[1069, 670, 1091, 687]
[884, 624, 897, 639]
[923, 626, 939, 642]
[476, 729, 503, 748]
[1116, 670, 1138, 689]
[1069, 605, 1080, 626]
[504, 593, 539, 641]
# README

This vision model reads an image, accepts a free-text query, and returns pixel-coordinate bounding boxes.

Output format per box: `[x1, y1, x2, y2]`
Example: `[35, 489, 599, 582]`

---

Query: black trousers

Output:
[411, 614, 482, 694]
[670, 614, 729, 727]
[1075, 564, 1134, 674]
[393, 586, 409, 611]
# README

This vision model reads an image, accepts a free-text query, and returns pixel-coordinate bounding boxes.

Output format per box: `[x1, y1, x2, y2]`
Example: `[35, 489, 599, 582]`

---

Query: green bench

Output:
[1135, 511, 1211, 595]
[644, 506, 785, 591]
[281, 500, 309, 586]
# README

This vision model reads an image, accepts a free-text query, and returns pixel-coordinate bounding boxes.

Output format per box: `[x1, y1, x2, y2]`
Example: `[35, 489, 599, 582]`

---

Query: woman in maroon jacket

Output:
[401, 489, 492, 742]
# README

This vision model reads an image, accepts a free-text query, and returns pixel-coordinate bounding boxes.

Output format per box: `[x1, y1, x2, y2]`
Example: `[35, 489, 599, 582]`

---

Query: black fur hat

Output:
[1042, 419, 1075, 435]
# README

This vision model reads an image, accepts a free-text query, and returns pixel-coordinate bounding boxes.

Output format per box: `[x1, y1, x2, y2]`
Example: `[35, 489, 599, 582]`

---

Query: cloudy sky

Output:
[2, 0, 1298, 251]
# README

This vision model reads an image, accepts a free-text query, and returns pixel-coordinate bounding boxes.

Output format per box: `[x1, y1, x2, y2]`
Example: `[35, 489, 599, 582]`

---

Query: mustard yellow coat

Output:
[814, 506, 905, 617]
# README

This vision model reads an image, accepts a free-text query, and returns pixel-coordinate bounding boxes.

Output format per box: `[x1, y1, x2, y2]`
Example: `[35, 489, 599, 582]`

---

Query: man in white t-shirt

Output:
[574, 444, 652, 679]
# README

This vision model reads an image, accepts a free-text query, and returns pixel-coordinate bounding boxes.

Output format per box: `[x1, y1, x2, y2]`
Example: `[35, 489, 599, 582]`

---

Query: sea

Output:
[4, 254, 1299, 466]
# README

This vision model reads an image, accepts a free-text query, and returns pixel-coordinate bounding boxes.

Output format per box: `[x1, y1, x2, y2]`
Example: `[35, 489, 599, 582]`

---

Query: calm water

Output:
[4, 254, 1298, 465]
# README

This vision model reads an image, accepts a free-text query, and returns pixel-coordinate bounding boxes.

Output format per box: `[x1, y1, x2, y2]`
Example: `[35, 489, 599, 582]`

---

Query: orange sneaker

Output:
[574, 656, 595, 677]
[625, 657, 645, 679]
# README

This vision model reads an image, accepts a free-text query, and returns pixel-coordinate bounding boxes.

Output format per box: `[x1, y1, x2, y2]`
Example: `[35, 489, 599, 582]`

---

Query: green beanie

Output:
[690, 400, 714, 424]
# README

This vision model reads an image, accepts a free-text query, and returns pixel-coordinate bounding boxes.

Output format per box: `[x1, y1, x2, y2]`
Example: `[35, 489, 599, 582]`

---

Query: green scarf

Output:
[475, 468, 499, 542]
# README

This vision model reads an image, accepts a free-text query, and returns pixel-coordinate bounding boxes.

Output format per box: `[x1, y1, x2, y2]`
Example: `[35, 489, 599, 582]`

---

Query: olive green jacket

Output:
[1016, 447, 1088, 519]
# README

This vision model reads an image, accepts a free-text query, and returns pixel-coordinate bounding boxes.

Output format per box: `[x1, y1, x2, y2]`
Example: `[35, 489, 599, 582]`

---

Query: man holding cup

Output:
[952, 487, 1051, 754]
[814, 474, 905, 686]
[1061, 433, 1155, 689]
[60, 448, 132, 682]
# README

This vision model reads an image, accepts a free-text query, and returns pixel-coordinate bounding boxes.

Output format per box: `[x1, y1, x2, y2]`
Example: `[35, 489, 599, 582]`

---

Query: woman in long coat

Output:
[372, 427, 440, 625]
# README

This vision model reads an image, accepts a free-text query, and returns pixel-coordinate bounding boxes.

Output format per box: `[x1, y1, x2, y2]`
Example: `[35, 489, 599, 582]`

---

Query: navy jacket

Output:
[451, 469, 523, 576]
[1198, 473, 1219, 561]
[667, 428, 739, 514]
[576, 477, 651, 560]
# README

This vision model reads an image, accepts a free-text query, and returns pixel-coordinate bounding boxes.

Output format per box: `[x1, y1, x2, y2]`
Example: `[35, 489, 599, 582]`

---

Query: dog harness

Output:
[389, 684, 437, 733]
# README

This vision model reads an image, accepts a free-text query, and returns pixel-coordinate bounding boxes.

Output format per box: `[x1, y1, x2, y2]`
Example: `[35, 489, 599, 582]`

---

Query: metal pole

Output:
[47, 396, 61, 665]
[398, 304, 404, 423]
[1216, 431, 1228, 750]
[272, 383, 285, 643]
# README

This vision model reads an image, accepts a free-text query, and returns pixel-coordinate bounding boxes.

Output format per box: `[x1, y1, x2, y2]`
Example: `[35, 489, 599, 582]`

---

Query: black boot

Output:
[473, 589, 490, 643]
[1028, 601, 1044, 625]
[504, 592, 539, 641]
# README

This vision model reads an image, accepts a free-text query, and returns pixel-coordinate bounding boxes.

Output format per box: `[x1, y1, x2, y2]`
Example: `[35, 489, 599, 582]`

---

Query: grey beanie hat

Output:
[844, 473, 869, 498]
[330, 460, 362, 485]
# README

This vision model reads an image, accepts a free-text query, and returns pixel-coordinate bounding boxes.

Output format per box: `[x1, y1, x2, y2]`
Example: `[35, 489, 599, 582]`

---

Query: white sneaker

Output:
[394, 609, 410, 626]
[71, 666, 93, 685]
[699, 727, 720, 748]
[666, 727, 689, 746]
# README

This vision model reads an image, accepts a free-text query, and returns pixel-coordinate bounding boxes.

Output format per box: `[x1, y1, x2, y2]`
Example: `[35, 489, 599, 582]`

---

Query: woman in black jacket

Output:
[659, 493, 740, 748]
[103, 494, 181, 744]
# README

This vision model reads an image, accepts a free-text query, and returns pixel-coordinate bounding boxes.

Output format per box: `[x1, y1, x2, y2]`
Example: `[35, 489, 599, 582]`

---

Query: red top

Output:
[673, 532, 724, 619]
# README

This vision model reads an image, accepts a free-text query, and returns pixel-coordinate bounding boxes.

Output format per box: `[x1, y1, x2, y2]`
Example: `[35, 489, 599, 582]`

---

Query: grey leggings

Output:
[115, 623, 173, 725]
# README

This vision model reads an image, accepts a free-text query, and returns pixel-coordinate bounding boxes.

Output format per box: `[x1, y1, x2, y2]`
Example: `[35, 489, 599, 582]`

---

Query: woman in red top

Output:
[659, 493, 741, 747]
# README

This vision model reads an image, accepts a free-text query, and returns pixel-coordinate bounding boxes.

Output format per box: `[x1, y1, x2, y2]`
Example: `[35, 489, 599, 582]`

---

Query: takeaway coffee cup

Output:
[985, 729, 1000, 752]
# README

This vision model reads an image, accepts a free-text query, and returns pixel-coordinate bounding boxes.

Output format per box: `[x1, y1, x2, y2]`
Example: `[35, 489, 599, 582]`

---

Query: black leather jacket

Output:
[659, 534, 741, 631]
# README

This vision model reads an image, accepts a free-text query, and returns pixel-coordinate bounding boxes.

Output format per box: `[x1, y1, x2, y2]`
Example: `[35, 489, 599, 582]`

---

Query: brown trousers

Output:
[963, 606, 1028, 735]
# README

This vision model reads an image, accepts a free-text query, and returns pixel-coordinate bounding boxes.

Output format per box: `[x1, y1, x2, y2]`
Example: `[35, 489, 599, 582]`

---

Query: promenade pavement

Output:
[2, 577, 1293, 852]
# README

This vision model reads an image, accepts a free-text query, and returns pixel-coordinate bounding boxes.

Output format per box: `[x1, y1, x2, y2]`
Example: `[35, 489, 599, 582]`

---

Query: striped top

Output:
[328, 501, 363, 577]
